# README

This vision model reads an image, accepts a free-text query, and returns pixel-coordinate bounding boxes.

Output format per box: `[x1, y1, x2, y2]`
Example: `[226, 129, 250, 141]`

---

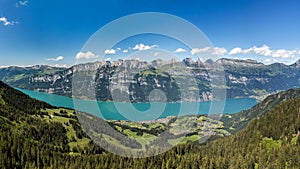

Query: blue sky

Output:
[0, 0, 300, 67]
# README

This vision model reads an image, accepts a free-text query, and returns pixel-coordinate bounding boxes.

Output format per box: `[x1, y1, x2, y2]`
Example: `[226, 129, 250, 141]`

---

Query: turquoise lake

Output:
[17, 88, 258, 121]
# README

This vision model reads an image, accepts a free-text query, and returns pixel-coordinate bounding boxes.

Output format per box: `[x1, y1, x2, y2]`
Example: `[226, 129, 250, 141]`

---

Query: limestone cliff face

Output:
[1, 58, 300, 102]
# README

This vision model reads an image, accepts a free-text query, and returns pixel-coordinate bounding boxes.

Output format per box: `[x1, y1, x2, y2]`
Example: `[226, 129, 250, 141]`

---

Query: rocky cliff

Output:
[1, 58, 299, 102]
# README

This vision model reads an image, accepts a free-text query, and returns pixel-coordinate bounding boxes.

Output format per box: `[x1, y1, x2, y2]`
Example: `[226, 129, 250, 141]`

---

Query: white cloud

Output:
[132, 43, 158, 51]
[16, 0, 28, 7]
[53, 64, 68, 68]
[252, 45, 272, 56]
[116, 48, 121, 51]
[272, 49, 298, 58]
[123, 49, 129, 53]
[212, 47, 228, 55]
[47, 56, 64, 61]
[191, 47, 210, 55]
[263, 58, 280, 65]
[104, 49, 116, 54]
[228, 47, 243, 55]
[191, 47, 227, 56]
[229, 45, 299, 59]
[174, 48, 186, 53]
[76, 51, 98, 59]
[264, 58, 272, 63]
[0, 17, 15, 26]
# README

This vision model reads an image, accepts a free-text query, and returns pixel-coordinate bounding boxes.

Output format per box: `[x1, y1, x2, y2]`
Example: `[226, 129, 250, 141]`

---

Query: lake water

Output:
[17, 88, 258, 121]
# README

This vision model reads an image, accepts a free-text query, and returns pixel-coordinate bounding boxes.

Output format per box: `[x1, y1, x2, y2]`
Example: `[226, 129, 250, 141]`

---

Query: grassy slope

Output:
[0, 81, 97, 155]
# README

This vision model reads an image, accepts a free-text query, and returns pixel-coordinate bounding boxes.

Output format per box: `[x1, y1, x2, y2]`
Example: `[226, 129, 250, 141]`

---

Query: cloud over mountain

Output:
[104, 49, 116, 54]
[229, 45, 299, 59]
[191, 47, 227, 56]
[133, 44, 158, 51]
[76, 51, 98, 59]
[174, 48, 186, 53]
[47, 56, 64, 61]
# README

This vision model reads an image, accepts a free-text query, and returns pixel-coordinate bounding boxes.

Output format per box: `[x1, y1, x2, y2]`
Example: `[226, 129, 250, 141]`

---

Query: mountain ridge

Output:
[1, 58, 299, 102]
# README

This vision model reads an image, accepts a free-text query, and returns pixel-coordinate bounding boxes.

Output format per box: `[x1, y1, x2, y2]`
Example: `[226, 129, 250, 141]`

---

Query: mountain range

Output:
[1, 58, 299, 102]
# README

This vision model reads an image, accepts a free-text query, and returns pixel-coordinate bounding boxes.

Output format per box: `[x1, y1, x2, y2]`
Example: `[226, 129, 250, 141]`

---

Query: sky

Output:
[0, 0, 300, 67]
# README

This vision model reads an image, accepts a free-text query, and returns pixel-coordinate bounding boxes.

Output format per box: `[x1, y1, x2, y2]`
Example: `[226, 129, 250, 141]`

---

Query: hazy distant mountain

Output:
[1, 58, 299, 102]
[0, 65, 65, 86]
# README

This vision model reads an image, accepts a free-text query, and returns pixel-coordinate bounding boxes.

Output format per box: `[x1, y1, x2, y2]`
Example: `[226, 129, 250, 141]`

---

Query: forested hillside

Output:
[0, 81, 104, 169]
[222, 88, 300, 133]
[0, 81, 300, 168]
